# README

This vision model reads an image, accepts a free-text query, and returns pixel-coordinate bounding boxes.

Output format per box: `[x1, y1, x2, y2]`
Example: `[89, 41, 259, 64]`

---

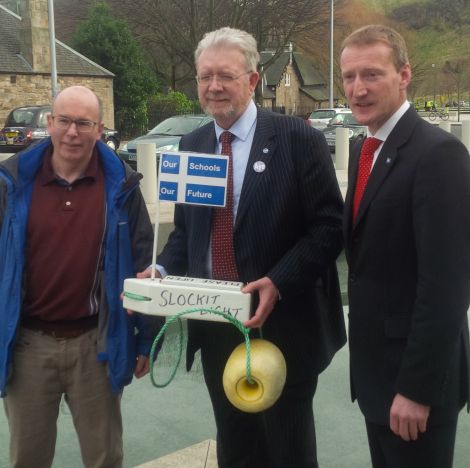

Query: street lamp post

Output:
[329, 0, 334, 108]
[431, 63, 436, 108]
[47, 0, 58, 98]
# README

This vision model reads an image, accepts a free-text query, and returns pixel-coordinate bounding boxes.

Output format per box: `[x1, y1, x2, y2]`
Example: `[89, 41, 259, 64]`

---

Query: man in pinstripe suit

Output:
[155, 27, 345, 467]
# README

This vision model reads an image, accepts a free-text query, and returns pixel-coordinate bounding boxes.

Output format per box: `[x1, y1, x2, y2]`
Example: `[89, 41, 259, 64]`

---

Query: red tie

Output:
[352, 137, 382, 221]
[211, 131, 239, 281]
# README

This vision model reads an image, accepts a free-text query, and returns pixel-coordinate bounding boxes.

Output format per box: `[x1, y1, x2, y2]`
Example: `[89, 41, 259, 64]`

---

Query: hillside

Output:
[355, 0, 470, 102]
[362, 0, 470, 64]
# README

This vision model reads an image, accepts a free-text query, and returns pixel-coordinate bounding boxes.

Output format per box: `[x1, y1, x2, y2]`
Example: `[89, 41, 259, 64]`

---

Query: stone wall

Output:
[276, 63, 300, 113]
[298, 91, 318, 115]
[0, 74, 115, 127]
[275, 63, 315, 116]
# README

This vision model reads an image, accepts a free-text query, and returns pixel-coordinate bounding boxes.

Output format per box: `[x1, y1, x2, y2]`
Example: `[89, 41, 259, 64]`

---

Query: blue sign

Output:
[159, 181, 178, 201]
[161, 153, 180, 174]
[187, 156, 227, 179]
[185, 184, 226, 206]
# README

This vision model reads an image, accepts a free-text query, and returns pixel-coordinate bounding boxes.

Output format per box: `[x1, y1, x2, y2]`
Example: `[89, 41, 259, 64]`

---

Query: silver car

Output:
[119, 114, 213, 170]
[308, 108, 351, 130]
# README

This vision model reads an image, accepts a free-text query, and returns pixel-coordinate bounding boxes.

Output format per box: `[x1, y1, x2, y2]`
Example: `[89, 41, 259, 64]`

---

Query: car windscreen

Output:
[148, 117, 204, 136]
[5, 109, 37, 126]
[309, 110, 336, 120]
[329, 113, 360, 126]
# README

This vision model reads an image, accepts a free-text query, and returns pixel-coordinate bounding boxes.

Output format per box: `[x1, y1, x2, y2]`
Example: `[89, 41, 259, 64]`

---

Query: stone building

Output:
[0, 0, 115, 127]
[260, 45, 330, 117]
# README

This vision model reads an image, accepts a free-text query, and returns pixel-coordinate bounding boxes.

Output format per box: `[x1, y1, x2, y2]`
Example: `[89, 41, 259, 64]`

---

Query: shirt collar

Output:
[369, 100, 410, 142]
[214, 100, 257, 143]
[39, 146, 100, 186]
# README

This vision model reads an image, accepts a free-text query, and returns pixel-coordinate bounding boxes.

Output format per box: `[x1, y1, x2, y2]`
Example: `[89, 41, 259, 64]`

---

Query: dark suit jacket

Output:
[158, 108, 346, 384]
[344, 107, 470, 425]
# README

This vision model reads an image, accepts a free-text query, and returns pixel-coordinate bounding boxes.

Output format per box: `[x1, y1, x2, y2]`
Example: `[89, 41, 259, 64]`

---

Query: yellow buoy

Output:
[222, 339, 287, 413]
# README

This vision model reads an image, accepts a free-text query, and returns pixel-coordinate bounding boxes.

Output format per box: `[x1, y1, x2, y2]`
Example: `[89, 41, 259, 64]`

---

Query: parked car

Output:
[102, 127, 120, 150]
[0, 105, 50, 152]
[322, 111, 367, 153]
[308, 107, 350, 130]
[119, 114, 213, 170]
[0, 105, 120, 152]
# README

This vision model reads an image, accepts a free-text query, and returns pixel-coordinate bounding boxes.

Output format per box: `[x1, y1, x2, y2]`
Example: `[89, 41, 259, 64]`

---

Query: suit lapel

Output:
[190, 124, 217, 155]
[351, 107, 420, 229]
[353, 145, 398, 227]
[344, 141, 360, 239]
[235, 109, 277, 230]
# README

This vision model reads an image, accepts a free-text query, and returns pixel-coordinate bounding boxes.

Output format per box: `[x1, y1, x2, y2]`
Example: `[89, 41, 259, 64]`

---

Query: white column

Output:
[461, 121, 470, 153]
[335, 127, 349, 170]
[137, 143, 157, 204]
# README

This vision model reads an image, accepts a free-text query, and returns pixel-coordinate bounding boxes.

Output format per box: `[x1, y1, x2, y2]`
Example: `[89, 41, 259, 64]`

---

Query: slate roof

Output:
[260, 51, 289, 87]
[0, 5, 113, 76]
[292, 52, 326, 86]
[300, 86, 329, 101]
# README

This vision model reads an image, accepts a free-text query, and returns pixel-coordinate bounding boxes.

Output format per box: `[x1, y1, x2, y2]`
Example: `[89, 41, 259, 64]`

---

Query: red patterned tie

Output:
[211, 131, 239, 281]
[352, 137, 382, 222]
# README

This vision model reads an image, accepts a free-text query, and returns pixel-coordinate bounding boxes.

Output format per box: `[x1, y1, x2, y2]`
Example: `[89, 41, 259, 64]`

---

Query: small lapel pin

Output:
[386, 157, 391, 164]
[263, 148, 269, 154]
[253, 161, 266, 173]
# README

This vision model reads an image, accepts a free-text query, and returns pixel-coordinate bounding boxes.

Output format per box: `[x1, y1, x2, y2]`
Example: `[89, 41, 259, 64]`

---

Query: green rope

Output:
[148, 308, 253, 388]
[124, 291, 151, 301]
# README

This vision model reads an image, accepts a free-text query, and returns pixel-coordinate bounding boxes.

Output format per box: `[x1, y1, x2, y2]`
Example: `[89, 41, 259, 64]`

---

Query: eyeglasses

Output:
[195, 70, 252, 85]
[51, 115, 97, 133]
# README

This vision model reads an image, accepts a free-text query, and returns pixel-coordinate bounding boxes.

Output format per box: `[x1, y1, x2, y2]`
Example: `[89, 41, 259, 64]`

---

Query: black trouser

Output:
[200, 323, 319, 468]
[365, 417, 458, 468]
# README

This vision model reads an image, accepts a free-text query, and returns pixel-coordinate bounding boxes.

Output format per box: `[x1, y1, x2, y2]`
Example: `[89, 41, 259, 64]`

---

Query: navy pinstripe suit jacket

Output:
[158, 108, 346, 383]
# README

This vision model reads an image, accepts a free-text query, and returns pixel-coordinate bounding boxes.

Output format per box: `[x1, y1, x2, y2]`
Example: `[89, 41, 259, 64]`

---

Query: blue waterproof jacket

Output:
[0, 138, 159, 396]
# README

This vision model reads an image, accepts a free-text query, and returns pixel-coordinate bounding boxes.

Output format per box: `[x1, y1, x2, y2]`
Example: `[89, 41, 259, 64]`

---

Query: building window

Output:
[10, 75, 17, 84]
[285, 73, 291, 87]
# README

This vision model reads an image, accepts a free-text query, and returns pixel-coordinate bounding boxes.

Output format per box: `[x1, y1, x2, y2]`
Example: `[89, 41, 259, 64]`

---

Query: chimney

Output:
[19, 0, 51, 73]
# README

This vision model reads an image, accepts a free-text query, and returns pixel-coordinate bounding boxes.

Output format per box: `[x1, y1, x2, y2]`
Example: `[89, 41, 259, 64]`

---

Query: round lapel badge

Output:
[253, 161, 266, 173]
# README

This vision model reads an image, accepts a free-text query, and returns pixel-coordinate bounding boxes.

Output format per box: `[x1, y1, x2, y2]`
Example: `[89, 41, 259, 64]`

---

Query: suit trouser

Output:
[199, 323, 319, 468]
[3, 327, 123, 468]
[365, 417, 458, 468]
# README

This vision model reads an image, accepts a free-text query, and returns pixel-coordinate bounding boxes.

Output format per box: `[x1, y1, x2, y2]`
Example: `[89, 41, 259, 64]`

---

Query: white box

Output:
[123, 276, 252, 323]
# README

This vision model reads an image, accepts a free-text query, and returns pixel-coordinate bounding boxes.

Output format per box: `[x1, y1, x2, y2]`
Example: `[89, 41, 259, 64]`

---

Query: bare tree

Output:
[116, 0, 332, 92]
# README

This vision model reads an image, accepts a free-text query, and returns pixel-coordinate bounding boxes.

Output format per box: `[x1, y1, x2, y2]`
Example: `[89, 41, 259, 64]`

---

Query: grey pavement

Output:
[1, 307, 470, 467]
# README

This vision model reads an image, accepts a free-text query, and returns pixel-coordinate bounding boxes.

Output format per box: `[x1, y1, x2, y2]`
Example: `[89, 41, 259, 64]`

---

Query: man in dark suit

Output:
[341, 25, 470, 468]
[152, 27, 345, 467]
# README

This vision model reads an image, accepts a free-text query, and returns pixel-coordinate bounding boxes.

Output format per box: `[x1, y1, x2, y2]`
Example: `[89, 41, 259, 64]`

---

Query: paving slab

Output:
[1, 310, 470, 467]
[135, 439, 217, 468]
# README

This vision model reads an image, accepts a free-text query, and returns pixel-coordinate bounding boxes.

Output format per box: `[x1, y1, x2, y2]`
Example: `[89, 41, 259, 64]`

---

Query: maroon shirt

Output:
[22, 147, 105, 321]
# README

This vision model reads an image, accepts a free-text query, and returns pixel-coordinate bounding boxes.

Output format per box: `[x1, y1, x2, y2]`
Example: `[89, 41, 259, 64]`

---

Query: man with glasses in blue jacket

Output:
[0, 85, 160, 468]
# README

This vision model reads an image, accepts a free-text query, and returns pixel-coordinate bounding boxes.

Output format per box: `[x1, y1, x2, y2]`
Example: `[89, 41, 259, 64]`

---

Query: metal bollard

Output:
[137, 143, 157, 204]
[335, 127, 349, 170]
[462, 121, 470, 153]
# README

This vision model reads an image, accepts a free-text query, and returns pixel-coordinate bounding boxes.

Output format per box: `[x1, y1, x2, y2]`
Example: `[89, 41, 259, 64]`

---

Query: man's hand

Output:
[242, 277, 279, 328]
[134, 355, 150, 378]
[137, 267, 161, 279]
[389, 393, 430, 441]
